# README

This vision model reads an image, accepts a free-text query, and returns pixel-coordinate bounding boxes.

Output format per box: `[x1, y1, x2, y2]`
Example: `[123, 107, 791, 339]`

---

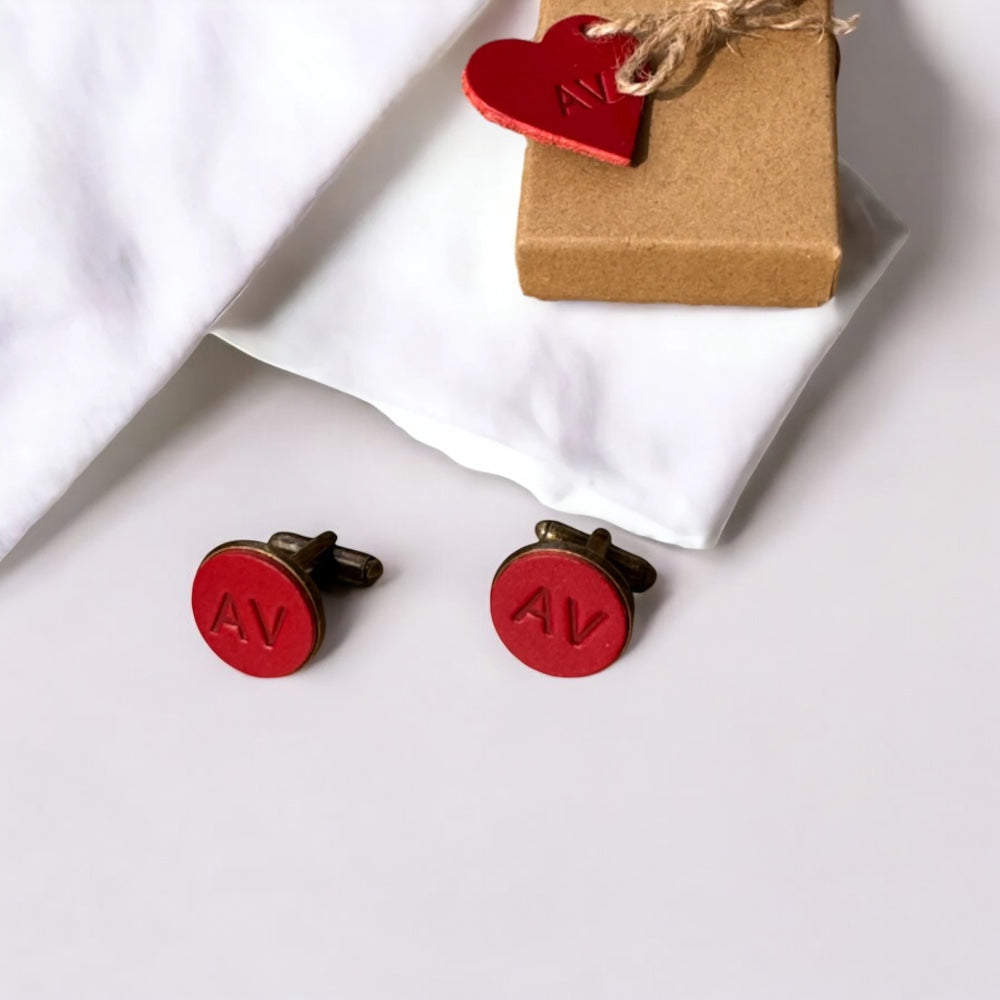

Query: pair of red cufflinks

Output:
[191, 521, 657, 680]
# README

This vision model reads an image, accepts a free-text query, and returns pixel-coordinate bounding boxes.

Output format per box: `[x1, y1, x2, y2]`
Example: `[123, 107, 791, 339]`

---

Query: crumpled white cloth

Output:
[0, 0, 905, 560]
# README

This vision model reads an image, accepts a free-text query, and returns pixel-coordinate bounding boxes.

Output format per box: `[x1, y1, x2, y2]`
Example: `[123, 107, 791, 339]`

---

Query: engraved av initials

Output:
[210, 593, 247, 642]
[210, 593, 287, 648]
[511, 589, 609, 646]
[512, 587, 554, 635]
[567, 599, 609, 647]
[555, 69, 623, 116]
[249, 600, 287, 649]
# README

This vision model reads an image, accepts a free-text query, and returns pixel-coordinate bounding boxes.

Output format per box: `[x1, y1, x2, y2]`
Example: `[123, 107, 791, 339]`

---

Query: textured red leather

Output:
[192, 547, 320, 678]
[490, 550, 630, 677]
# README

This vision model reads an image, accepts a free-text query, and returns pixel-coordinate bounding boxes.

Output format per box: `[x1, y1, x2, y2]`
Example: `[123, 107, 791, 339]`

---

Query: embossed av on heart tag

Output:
[462, 14, 646, 167]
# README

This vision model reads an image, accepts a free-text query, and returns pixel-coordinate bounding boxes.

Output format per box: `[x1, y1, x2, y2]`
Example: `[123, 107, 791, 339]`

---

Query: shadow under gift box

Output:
[517, 0, 842, 307]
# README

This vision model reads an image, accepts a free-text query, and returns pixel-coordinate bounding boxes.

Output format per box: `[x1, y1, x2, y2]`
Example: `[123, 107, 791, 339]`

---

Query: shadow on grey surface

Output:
[0, 338, 255, 577]
[722, 0, 956, 543]
[304, 563, 399, 674]
[629, 571, 673, 652]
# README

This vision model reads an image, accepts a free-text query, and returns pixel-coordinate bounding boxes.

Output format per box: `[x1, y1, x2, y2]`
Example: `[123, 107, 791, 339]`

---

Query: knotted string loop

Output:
[586, 0, 858, 96]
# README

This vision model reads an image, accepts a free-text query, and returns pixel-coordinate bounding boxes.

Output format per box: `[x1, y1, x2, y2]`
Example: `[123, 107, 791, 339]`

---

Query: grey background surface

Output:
[1, 0, 997, 996]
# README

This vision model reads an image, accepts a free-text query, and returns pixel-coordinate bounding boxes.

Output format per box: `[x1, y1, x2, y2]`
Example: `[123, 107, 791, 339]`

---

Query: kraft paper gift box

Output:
[517, 0, 843, 307]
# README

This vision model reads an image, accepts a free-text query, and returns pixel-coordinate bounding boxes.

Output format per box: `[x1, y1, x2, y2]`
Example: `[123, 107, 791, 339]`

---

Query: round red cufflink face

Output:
[490, 549, 632, 678]
[191, 542, 324, 678]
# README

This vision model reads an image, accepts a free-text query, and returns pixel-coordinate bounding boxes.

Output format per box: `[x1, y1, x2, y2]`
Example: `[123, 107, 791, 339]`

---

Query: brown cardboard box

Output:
[516, 0, 842, 307]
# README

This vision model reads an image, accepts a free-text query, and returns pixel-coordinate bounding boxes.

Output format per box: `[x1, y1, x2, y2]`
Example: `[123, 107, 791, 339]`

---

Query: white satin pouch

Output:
[0, 0, 905, 559]
[214, 0, 908, 548]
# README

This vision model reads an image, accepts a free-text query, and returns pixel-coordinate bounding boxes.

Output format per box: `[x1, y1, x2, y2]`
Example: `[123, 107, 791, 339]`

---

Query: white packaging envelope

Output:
[214, 0, 909, 548]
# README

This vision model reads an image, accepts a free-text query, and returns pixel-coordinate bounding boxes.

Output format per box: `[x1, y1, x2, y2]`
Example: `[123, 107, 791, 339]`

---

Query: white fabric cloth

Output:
[0, 0, 905, 560]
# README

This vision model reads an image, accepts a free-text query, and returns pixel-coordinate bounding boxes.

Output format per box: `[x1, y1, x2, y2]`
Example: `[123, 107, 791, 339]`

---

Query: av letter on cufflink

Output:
[491, 520, 657, 678]
[192, 531, 382, 678]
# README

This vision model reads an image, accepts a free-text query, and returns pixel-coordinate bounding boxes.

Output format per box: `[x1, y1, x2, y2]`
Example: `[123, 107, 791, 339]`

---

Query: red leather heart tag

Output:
[462, 14, 645, 167]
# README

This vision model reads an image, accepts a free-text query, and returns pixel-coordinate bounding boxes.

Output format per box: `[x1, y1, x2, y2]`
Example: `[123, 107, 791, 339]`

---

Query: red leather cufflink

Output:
[491, 520, 657, 678]
[192, 531, 382, 678]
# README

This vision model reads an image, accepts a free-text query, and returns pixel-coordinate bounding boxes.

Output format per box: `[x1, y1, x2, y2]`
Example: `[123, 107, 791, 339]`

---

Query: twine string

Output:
[586, 0, 859, 96]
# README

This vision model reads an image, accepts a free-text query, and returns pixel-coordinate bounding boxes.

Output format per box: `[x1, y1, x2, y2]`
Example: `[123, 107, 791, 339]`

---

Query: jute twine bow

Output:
[586, 0, 859, 96]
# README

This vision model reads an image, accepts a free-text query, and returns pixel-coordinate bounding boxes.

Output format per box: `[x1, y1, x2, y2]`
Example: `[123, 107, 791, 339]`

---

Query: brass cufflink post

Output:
[266, 532, 383, 590]
[533, 520, 656, 594]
